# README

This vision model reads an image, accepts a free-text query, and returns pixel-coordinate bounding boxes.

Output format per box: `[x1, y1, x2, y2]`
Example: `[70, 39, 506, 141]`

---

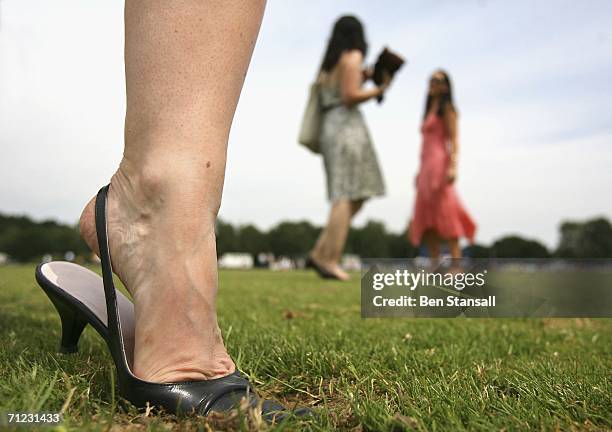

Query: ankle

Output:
[310, 251, 326, 264]
[114, 157, 222, 222]
[113, 158, 175, 207]
[313, 254, 336, 268]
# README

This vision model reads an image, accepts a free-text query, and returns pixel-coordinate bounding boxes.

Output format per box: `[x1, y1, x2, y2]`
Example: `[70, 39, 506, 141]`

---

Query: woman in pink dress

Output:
[409, 70, 476, 258]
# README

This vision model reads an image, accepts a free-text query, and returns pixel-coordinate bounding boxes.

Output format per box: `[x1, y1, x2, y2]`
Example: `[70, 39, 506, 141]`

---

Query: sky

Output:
[1, 0, 611, 248]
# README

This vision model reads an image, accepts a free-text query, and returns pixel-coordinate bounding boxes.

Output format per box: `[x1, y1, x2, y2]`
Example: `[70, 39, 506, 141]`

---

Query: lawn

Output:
[0, 264, 610, 431]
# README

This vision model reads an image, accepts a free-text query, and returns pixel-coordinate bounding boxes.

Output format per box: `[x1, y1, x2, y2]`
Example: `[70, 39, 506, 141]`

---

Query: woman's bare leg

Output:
[424, 230, 441, 259]
[311, 200, 350, 263]
[329, 198, 363, 263]
[311, 199, 364, 280]
[79, 0, 266, 383]
[311, 226, 330, 263]
[448, 238, 462, 259]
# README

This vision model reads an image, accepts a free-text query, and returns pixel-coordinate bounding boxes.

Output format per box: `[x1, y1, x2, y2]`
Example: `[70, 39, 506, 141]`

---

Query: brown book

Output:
[373, 47, 405, 102]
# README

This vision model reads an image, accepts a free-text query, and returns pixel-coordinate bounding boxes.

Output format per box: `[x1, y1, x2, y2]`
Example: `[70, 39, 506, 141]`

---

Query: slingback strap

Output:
[94, 185, 130, 370]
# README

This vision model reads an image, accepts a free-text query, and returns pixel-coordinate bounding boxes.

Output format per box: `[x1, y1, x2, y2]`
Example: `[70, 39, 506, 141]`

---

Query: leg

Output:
[328, 198, 364, 264]
[311, 226, 330, 264]
[310, 199, 353, 280]
[311, 229, 329, 262]
[79, 0, 266, 383]
[424, 230, 441, 259]
[312, 198, 364, 262]
[448, 238, 462, 259]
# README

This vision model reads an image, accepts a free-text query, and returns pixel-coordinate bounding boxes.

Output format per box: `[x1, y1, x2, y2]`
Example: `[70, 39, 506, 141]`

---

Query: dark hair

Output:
[320, 16, 368, 72]
[423, 70, 456, 119]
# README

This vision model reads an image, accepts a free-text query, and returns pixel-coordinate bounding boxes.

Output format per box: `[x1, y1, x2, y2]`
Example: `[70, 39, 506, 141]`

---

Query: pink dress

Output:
[409, 113, 476, 246]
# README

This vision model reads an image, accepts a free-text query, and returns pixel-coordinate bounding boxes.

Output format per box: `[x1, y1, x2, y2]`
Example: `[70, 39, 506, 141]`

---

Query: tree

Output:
[556, 217, 612, 258]
[387, 230, 418, 258]
[7, 210, 611, 263]
[237, 224, 268, 256]
[216, 219, 239, 256]
[491, 235, 549, 258]
[267, 221, 320, 257]
[0, 214, 88, 262]
[347, 220, 390, 258]
[464, 243, 491, 258]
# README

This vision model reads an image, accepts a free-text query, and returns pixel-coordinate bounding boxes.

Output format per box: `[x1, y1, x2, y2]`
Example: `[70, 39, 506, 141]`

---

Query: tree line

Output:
[1, 212, 611, 263]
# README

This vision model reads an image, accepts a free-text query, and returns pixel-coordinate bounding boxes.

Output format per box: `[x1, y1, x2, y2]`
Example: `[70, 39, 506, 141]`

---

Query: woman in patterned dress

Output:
[308, 16, 392, 280]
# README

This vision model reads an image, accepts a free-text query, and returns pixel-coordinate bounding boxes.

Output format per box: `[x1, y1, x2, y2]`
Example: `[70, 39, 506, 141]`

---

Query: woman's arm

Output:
[444, 106, 458, 183]
[339, 50, 387, 106]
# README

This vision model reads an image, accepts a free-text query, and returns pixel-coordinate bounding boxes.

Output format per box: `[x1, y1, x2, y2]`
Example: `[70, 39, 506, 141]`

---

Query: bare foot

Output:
[79, 162, 235, 383]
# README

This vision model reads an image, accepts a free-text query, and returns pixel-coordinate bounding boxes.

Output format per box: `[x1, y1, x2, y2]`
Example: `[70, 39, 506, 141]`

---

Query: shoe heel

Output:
[49, 297, 88, 354]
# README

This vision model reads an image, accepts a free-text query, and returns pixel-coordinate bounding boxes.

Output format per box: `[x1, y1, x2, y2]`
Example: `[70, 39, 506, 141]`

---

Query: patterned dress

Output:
[318, 83, 386, 202]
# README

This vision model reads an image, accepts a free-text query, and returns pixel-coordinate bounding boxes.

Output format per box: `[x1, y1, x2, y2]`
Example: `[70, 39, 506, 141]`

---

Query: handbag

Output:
[298, 82, 322, 154]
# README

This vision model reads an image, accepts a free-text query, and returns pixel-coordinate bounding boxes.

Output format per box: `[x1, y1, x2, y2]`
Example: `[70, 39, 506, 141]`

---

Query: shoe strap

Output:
[94, 184, 130, 371]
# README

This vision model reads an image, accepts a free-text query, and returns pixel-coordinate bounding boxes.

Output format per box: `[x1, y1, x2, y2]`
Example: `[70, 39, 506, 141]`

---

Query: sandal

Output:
[35, 185, 310, 422]
[306, 256, 341, 280]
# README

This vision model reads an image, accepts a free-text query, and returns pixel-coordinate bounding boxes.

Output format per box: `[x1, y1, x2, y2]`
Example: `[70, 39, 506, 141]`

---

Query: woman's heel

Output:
[49, 297, 88, 354]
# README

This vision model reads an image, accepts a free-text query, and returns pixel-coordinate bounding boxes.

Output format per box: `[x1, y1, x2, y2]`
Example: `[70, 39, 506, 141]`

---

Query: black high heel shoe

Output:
[35, 185, 309, 422]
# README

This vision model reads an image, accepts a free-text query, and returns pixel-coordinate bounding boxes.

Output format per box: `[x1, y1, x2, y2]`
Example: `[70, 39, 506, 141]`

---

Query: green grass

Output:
[0, 264, 610, 431]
